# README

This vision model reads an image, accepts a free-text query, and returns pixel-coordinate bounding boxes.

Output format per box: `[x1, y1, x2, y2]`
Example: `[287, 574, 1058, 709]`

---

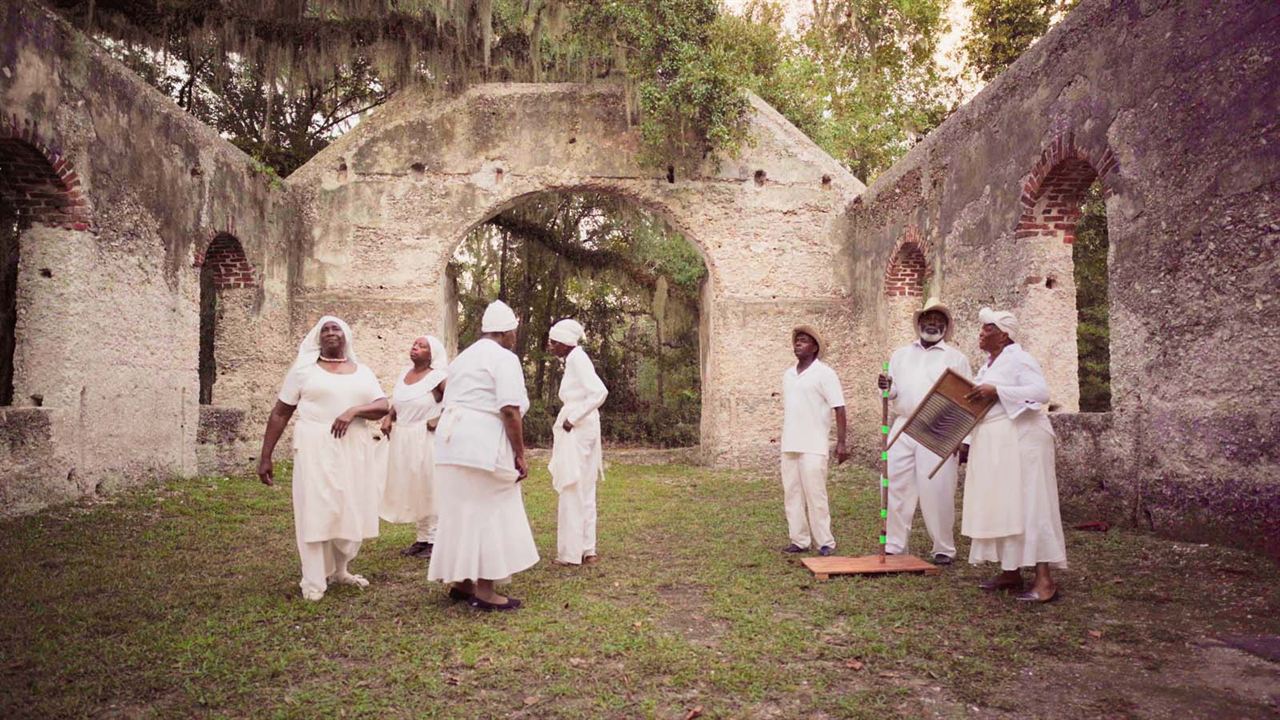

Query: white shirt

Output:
[278, 363, 384, 425]
[885, 340, 972, 428]
[975, 343, 1051, 422]
[390, 366, 446, 425]
[559, 346, 609, 426]
[781, 359, 846, 455]
[434, 338, 529, 474]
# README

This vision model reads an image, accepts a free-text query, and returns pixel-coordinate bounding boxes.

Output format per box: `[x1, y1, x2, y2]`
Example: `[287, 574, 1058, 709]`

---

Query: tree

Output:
[962, 0, 1077, 82]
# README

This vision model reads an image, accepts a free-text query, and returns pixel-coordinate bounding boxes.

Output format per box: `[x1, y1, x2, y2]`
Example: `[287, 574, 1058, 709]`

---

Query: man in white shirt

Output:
[780, 325, 849, 556]
[547, 318, 609, 566]
[877, 298, 972, 565]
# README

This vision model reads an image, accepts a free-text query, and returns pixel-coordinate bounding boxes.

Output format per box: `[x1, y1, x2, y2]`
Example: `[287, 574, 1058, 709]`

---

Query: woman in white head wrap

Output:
[546, 318, 609, 566]
[257, 316, 389, 601]
[379, 334, 449, 558]
[961, 308, 1067, 603]
[427, 300, 538, 611]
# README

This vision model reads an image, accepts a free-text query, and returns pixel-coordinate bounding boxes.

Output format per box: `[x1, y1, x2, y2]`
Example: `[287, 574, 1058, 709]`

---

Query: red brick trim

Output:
[0, 114, 93, 231]
[193, 233, 257, 289]
[884, 226, 931, 298]
[1016, 131, 1117, 245]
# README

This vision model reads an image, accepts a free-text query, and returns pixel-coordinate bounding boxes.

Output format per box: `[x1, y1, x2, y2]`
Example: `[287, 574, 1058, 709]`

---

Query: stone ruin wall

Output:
[285, 83, 865, 468]
[0, 0, 300, 513]
[849, 0, 1279, 556]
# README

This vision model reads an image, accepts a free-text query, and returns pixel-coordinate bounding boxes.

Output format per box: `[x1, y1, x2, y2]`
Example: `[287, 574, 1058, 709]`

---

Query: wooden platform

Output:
[802, 554, 940, 580]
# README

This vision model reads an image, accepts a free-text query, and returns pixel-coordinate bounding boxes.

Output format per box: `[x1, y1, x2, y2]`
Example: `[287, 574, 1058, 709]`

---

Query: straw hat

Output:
[912, 297, 954, 341]
[792, 324, 825, 356]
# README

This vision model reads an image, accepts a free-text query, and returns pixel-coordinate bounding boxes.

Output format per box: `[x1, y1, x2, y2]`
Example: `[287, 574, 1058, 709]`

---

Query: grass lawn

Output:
[0, 460, 1277, 719]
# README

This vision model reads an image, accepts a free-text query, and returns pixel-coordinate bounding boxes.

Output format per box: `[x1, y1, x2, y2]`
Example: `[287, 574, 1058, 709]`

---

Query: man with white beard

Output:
[877, 298, 972, 565]
[546, 318, 609, 566]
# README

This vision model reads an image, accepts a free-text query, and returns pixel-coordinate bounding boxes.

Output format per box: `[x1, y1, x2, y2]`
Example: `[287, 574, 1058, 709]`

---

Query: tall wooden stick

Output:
[880, 366, 890, 564]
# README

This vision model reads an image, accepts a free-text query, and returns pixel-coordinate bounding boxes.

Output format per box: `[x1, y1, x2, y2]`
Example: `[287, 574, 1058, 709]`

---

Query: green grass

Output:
[0, 461, 1276, 719]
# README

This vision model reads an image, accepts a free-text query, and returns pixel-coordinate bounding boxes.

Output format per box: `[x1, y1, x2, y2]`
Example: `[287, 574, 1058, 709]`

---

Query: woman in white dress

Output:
[427, 300, 538, 611]
[257, 316, 389, 601]
[379, 335, 448, 558]
[961, 307, 1067, 603]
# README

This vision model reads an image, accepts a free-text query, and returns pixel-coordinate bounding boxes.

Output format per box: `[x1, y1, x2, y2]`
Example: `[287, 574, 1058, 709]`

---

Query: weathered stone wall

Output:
[287, 84, 864, 467]
[0, 0, 298, 512]
[849, 0, 1280, 555]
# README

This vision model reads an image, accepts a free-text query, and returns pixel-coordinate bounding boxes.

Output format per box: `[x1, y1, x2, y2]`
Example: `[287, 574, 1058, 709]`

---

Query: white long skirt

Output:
[967, 412, 1068, 570]
[426, 464, 540, 583]
[291, 420, 382, 543]
[380, 420, 434, 523]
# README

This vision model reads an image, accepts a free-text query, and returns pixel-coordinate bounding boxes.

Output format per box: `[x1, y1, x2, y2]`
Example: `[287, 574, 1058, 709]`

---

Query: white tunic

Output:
[963, 344, 1067, 569]
[279, 363, 385, 543]
[379, 366, 446, 524]
[885, 340, 972, 430]
[428, 338, 538, 582]
[548, 346, 609, 492]
[781, 359, 846, 456]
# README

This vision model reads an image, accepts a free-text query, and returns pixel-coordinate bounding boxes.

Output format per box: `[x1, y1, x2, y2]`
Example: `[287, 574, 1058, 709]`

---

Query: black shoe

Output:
[818, 546, 835, 557]
[932, 553, 953, 566]
[469, 596, 522, 612]
[447, 586, 472, 602]
[401, 541, 433, 557]
[782, 544, 807, 554]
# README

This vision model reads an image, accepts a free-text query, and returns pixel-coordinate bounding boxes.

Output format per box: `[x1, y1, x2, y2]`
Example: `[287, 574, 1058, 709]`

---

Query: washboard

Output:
[886, 368, 995, 478]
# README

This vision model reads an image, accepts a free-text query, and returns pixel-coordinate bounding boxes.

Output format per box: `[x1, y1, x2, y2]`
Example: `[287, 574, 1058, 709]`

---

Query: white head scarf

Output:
[548, 318, 585, 347]
[291, 315, 358, 371]
[398, 333, 448, 399]
[481, 300, 519, 333]
[978, 307, 1018, 337]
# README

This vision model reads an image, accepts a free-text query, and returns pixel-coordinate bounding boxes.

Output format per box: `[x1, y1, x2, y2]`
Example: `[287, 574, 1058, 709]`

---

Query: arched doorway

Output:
[446, 190, 707, 448]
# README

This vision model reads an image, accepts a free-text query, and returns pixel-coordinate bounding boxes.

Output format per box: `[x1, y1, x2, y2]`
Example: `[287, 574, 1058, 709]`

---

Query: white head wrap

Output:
[424, 334, 448, 370]
[548, 318, 585, 347]
[291, 315, 358, 371]
[481, 300, 519, 333]
[978, 307, 1017, 337]
[399, 333, 448, 399]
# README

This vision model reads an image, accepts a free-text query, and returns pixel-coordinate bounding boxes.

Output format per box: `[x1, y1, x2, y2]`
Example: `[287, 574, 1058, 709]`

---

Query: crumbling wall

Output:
[850, 0, 1280, 555]
[0, 0, 299, 511]
[287, 83, 865, 467]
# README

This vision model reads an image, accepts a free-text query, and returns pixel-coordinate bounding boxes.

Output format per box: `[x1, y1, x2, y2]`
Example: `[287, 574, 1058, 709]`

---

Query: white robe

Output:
[427, 338, 539, 583]
[548, 346, 609, 563]
[963, 344, 1068, 570]
[379, 366, 446, 525]
[884, 340, 972, 557]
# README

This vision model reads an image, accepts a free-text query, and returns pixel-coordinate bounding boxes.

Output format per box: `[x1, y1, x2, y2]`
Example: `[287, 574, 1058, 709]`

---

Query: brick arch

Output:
[0, 116, 92, 231]
[1015, 132, 1118, 244]
[883, 226, 932, 297]
[193, 233, 257, 289]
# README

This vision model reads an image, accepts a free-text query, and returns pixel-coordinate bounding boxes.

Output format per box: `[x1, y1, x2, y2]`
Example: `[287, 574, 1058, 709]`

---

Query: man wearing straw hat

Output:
[780, 324, 848, 557]
[876, 298, 972, 565]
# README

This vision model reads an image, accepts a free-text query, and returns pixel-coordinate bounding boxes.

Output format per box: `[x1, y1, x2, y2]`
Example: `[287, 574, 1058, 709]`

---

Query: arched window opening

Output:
[196, 233, 255, 405]
[448, 191, 706, 448]
[1073, 182, 1111, 411]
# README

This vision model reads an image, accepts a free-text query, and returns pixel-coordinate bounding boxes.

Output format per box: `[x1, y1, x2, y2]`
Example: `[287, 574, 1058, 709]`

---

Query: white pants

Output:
[557, 472, 599, 564]
[298, 538, 362, 596]
[886, 431, 958, 558]
[416, 516, 438, 543]
[780, 452, 834, 550]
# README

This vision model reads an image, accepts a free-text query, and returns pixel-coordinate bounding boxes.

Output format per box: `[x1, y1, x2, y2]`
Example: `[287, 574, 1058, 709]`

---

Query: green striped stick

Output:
[880, 361, 890, 564]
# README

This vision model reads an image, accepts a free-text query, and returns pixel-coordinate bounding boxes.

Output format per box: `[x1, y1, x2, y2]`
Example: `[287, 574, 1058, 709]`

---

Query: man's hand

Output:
[514, 454, 529, 481]
[835, 442, 850, 465]
[562, 419, 574, 433]
[964, 384, 998, 403]
[877, 374, 892, 391]
[379, 415, 393, 437]
[331, 409, 357, 438]
[256, 456, 274, 486]
[957, 444, 969, 465]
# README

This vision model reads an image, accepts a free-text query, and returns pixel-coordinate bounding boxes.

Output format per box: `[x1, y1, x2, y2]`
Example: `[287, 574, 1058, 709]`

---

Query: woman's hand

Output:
[964, 384, 999, 403]
[379, 415, 393, 438]
[562, 419, 574, 432]
[515, 454, 529, 481]
[257, 456, 274, 486]
[331, 409, 357, 438]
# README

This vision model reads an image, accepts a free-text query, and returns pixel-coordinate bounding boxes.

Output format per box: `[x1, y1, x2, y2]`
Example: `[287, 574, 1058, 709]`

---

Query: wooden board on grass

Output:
[802, 554, 940, 580]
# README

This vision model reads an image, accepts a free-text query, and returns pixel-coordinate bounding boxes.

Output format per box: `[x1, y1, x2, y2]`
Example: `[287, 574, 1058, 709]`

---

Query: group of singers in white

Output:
[782, 298, 1065, 603]
[256, 296, 1065, 610]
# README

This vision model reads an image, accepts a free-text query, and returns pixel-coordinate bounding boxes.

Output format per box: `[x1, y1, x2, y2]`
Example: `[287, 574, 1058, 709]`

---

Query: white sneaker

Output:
[330, 572, 369, 588]
[301, 587, 325, 602]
